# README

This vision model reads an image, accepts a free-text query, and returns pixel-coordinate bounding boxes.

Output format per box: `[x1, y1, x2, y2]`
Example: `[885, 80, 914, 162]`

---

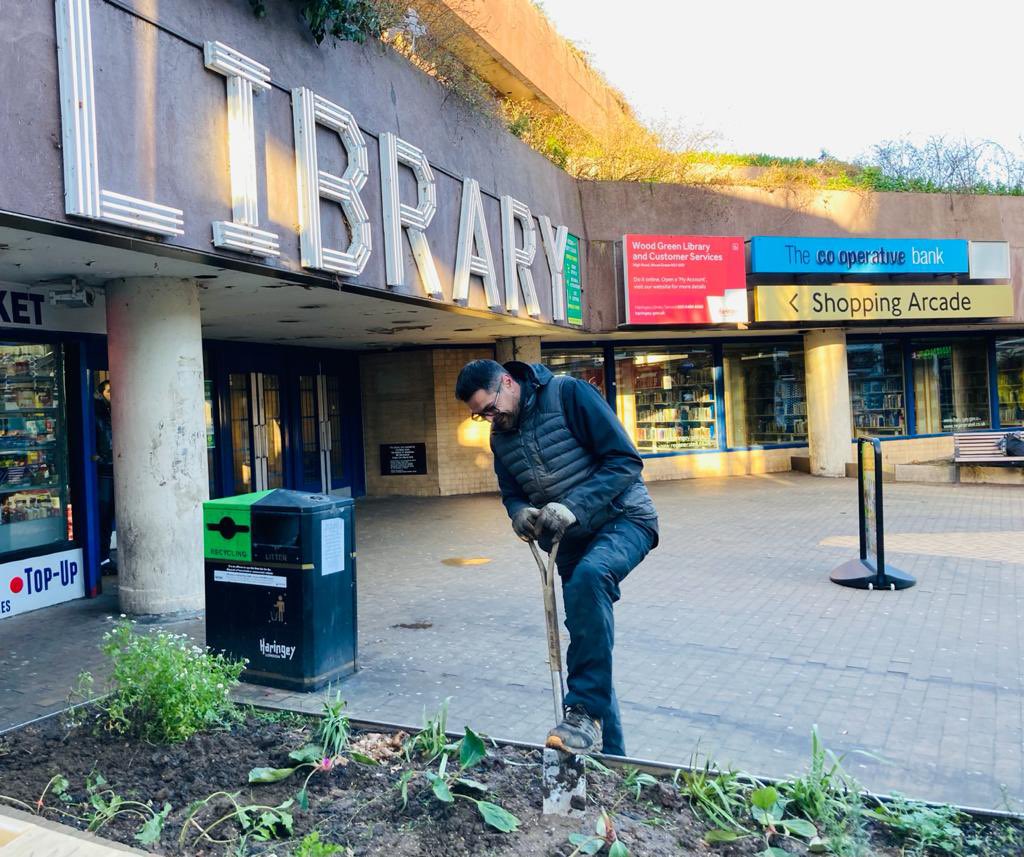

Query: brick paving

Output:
[2, 473, 1023, 810]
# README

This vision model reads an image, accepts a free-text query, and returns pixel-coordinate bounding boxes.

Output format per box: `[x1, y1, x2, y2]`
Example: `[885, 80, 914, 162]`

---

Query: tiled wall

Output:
[433, 348, 499, 496]
[360, 352, 441, 497]
[360, 348, 499, 497]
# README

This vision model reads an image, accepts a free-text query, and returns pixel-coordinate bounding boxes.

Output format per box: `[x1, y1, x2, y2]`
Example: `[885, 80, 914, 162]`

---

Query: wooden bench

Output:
[954, 432, 1024, 465]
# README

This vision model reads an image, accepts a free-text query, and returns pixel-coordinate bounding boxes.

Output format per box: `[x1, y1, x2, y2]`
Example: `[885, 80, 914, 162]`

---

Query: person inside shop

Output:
[94, 379, 116, 573]
[454, 358, 659, 756]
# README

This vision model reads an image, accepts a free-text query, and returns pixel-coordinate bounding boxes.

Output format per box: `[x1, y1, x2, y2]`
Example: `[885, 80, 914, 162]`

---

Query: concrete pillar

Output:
[804, 328, 852, 478]
[495, 336, 541, 365]
[105, 277, 208, 615]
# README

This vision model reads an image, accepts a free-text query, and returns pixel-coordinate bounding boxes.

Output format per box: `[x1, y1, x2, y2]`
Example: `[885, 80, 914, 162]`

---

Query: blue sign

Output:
[750, 236, 970, 275]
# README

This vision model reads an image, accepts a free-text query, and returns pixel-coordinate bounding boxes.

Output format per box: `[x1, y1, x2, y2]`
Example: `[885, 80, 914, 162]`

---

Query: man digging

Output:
[456, 358, 658, 756]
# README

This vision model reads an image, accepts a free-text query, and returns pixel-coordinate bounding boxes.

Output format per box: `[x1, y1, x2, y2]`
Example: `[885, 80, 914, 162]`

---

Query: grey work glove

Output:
[512, 506, 541, 541]
[535, 502, 576, 539]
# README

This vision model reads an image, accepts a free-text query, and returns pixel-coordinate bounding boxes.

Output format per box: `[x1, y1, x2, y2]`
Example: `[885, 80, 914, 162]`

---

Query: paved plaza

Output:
[2, 472, 1023, 810]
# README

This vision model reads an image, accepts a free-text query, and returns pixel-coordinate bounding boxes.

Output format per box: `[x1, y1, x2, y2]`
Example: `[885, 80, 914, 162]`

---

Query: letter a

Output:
[453, 178, 501, 310]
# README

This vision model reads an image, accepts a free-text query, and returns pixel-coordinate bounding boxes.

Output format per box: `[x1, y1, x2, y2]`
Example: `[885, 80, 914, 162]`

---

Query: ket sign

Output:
[53, 0, 573, 323]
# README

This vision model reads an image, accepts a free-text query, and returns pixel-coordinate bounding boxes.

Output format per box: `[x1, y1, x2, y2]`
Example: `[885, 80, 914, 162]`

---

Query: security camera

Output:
[46, 279, 95, 308]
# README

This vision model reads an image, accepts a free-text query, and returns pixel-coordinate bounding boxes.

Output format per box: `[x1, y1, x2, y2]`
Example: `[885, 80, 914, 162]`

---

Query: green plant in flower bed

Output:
[568, 808, 630, 856]
[83, 618, 245, 743]
[293, 830, 349, 856]
[403, 696, 455, 762]
[0, 770, 170, 846]
[703, 785, 818, 854]
[82, 772, 172, 844]
[621, 765, 658, 801]
[778, 727, 870, 856]
[864, 793, 965, 855]
[674, 757, 752, 835]
[244, 694, 378, 811]
[319, 690, 351, 758]
[180, 791, 295, 850]
[404, 725, 520, 834]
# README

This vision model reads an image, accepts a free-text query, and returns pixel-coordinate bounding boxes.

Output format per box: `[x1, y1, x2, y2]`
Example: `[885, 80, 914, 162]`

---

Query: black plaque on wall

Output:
[380, 443, 427, 476]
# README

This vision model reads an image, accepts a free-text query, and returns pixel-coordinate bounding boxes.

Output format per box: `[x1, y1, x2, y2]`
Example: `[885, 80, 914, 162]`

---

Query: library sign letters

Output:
[622, 234, 747, 325]
[53, 0, 575, 324]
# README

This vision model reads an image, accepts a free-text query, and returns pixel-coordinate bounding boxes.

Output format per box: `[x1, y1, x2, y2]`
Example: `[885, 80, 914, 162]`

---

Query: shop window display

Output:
[723, 344, 807, 446]
[543, 349, 606, 396]
[997, 338, 1024, 427]
[848, 341, 906, 437]
[614, 349, 717, 452]
[911, 340, 990, 433]
[0, 343, 70, 554]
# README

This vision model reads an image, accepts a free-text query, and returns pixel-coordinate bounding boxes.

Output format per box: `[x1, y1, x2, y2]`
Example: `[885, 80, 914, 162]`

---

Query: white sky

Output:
[538, 0, 1021, 161]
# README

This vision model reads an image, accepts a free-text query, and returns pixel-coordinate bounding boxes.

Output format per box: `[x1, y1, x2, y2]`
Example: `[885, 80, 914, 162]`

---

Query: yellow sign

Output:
[755, 284, 1015, 322]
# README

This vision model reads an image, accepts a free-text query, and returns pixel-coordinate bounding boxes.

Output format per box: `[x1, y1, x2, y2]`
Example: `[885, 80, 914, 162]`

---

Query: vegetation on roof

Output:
[248, 1, 1024, 197]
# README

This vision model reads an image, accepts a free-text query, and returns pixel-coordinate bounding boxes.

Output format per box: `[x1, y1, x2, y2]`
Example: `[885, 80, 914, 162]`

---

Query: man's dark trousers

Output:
[552, 515, 654, 756]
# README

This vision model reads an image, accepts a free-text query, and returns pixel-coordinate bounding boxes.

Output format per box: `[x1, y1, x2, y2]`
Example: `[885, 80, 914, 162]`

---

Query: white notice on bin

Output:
[321, 517, 345, 576]
[214, 569, 287, 588]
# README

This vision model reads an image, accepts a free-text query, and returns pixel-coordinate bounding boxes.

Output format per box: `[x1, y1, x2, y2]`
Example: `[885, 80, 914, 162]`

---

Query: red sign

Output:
[622, 234, 747, 324]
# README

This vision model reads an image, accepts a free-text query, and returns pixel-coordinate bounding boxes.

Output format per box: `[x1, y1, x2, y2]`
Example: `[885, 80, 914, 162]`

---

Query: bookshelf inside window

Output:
[615, 349, 718, 452]
[848, 341, 906, 438]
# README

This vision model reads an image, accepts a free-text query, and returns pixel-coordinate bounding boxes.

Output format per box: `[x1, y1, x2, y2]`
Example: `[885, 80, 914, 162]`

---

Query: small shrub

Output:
[403, 697, 453, 762]
[675, 757, 752, 834]
[248, 0, 394, 45]
[319, 691, 350, 758]
[293, 830, 347, 856]
[779, 728, 869, 856]
[864, 793, 964, 855]
[91, 618, 245, 743]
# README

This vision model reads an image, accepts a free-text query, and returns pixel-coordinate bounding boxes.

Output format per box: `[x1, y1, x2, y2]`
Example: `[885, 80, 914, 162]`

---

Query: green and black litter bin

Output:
[203, 489, 356, 691]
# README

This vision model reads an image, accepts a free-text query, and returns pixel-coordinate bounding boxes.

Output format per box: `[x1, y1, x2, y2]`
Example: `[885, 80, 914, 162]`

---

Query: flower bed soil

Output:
[0, 711, 1020, 856]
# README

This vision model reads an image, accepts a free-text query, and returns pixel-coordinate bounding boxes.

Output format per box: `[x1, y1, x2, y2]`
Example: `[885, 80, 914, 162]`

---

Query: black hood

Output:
[503, 361, 554, 387]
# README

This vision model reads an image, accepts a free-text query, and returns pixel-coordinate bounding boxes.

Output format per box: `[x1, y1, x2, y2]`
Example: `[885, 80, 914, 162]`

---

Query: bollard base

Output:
[542, 748, 586, 816]
[830, 558, 916, 590]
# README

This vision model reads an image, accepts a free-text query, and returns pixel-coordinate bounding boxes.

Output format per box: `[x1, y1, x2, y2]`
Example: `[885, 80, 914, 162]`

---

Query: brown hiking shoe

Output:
[546, 705, 602, 754]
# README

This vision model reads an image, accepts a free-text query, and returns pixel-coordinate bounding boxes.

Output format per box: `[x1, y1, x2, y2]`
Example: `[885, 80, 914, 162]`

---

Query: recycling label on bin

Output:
[203, 491, 272, 562]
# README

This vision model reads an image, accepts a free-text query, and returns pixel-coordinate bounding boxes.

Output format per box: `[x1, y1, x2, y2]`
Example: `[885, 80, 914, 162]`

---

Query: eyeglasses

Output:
[470, 385, 503, 422]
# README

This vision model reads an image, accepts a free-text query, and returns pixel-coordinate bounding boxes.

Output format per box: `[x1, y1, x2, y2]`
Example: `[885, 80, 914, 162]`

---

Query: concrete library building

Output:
[0, 0, 1022, 620]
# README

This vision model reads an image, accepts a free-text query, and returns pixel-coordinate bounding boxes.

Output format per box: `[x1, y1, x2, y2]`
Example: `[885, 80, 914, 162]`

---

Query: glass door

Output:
[297, 373, 345, 493]
[228, 372, 285, 493]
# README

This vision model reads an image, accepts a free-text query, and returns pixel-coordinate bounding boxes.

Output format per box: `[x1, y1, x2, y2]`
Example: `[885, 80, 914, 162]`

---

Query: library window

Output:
[911, 339, 990, 433]
[996, 338, 1024, 427]
[543, 349, 606, 396]
[848, 341, 906, 437]
[723, 343, 807, 447]
[614, 348, 718, 453]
